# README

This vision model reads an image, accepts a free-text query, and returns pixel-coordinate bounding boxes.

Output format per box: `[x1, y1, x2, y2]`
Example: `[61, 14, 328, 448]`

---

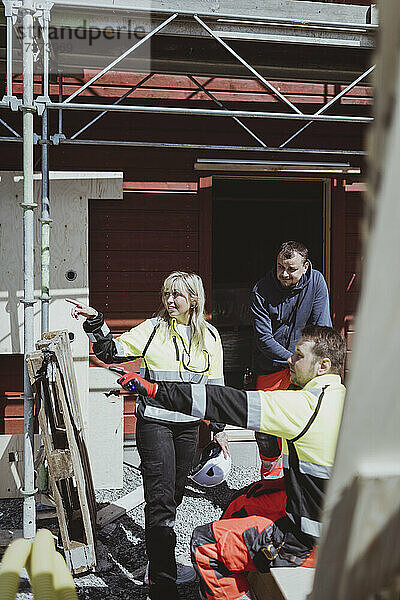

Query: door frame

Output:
[204, 174, 332, 287]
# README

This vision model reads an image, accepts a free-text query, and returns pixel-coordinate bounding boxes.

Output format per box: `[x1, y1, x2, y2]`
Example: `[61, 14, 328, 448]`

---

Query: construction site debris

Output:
[26, 331, 97, 574]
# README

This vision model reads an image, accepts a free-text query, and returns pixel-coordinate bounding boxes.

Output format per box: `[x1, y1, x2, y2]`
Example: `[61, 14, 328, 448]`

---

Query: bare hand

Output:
[65, 298, 98, 320]
[213, 431, 230, 458]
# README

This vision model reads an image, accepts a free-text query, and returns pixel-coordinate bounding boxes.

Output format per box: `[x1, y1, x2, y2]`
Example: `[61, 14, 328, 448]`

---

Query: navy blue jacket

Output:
[250, 264, 332, 375]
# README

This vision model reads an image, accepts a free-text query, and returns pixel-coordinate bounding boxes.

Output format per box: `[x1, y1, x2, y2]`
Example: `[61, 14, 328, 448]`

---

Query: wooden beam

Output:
[97, 486, 145, 528]
[27, 331, 97, 574]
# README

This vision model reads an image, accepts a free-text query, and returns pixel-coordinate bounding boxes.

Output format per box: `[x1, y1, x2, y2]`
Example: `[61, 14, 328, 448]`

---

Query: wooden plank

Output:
[89, 230, 198, 252]
[90, 271, 170, 292]
[59, 87, 373, 105]
[90, 250, 198, 272]
[47, 450, 74, 480]
[344, 253, 362, 272]
[27, 333, 97, 574]
[198, 176, 213, 311]
[122, 194, 200, 211]
[2, 420, 24, 435]
[80, 71, 373, 97]
[123, 181, 197, 192]
[344, 182, 367, 192]
[51, 331, 97, 562]
[90, 291, 162, 313]
[331, 180, 346, 332]
[345, 213, 362, 233]
[248, 572, 284, 600]
[225, 428, 256, 442]
[345, 233, 361, 254]
[43, 71, 373, 105]
[270, 568, 315, 600]
[26, 352, 72, 553]
[96, 485, 145, 528]
[313, 476, 400, 600]
[91, 209, 197, 231]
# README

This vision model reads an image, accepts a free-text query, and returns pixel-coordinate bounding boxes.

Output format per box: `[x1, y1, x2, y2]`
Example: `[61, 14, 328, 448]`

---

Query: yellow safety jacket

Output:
[150, 373, 346, 539]
[248, 374, 346, 539]
[84, 313, 224, 424]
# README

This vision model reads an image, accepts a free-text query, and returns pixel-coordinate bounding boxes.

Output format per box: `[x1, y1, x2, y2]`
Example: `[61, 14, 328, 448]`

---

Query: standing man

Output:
[250, 241, 331, 479]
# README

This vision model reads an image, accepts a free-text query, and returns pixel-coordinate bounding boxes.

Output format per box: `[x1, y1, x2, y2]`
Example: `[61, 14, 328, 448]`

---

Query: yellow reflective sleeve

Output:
[259, 389, 318, 439]
[115, 319, 156, 357]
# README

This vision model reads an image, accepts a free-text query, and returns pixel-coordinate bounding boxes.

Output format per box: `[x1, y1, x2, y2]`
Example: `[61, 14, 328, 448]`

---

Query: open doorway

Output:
[212, 177, 328, 388]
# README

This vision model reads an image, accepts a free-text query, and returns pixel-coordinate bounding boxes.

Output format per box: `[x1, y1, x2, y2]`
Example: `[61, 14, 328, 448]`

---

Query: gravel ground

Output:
[0, 463, 259, 600]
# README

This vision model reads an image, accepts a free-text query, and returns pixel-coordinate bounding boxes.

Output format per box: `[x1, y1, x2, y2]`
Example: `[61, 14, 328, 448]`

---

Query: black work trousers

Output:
[136, 417, 199, 600]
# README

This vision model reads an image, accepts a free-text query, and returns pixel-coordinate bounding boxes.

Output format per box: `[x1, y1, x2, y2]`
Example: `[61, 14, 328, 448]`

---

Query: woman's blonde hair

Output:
[157, 271, 207, 349]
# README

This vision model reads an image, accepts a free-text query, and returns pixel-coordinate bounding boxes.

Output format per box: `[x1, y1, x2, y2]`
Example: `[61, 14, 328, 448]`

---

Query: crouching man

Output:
[118, 326, 346, 600]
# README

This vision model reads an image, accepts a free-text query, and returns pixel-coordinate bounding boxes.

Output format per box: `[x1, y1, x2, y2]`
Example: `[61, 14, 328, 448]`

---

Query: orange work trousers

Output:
[256, 369, 291, 480]
[191, 484, 315, 600]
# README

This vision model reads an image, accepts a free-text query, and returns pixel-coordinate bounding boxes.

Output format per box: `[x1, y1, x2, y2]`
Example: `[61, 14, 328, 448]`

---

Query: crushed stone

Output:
[0, 463, 259, 599]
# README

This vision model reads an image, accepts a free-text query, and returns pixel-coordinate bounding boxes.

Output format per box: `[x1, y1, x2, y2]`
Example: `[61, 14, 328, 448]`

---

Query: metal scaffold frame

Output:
[1, 2, 375, 154]
[1, 0, 375, 537]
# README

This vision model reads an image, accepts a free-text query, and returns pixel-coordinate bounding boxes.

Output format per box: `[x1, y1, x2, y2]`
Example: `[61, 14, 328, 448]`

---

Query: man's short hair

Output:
[301, 325, 346, 374]
[277, 241, 309, 264]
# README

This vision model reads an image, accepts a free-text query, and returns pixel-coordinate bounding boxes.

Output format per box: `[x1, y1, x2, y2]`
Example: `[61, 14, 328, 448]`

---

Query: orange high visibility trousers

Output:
[191, 487, 286, 600]
[256, 369, 291, 480]
[191, 485, 315, 600]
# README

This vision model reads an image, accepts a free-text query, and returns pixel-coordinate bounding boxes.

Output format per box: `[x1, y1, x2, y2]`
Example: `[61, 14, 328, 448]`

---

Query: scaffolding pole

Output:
[194, 14, 303, 115]
[44, 101, 372, 123]
[187, 75, 267, 147]
[280, 64, 376, 148]
[124, 7, 377, 32]
[70, 73, 154, 140]
[38, 4, 52, 334]
[40, 109, 51, 334]
[60, 137, 366, 155]
[21, 0, 37, 540]
[40, 121, 51, 333]
[63, 13, 178, 104]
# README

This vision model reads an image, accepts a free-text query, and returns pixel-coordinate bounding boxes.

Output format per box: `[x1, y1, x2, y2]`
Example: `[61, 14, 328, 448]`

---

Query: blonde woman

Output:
[66, 271, 227, 600]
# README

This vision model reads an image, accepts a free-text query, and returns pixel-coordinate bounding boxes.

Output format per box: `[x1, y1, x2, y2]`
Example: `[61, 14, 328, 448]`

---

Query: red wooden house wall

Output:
[0, 72, 369, 433]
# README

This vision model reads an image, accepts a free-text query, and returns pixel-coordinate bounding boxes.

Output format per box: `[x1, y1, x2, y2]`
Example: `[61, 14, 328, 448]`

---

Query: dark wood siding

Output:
[89, 189, 205, 326]
[0, 355, 24, 434]
[344, 191, 364, 316]
[343, 189, 364, 373]
[0, 70, 369, 434]
[331, 184, 364, 373]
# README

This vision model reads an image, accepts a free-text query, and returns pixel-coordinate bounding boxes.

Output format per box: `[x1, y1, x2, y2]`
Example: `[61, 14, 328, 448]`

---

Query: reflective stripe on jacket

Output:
[151, 373, 345, 539]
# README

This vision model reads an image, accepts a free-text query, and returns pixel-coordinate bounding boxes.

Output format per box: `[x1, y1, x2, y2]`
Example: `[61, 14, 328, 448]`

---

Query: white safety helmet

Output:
[189, 442, 232, 487]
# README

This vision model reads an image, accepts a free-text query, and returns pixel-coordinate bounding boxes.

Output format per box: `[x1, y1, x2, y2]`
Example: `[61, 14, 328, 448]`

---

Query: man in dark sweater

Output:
[250, 241, 331, 479]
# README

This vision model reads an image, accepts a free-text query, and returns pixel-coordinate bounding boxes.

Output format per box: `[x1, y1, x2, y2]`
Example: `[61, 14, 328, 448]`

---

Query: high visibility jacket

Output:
[84, 313, 224, 425]
[150, 374, 345, 540]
